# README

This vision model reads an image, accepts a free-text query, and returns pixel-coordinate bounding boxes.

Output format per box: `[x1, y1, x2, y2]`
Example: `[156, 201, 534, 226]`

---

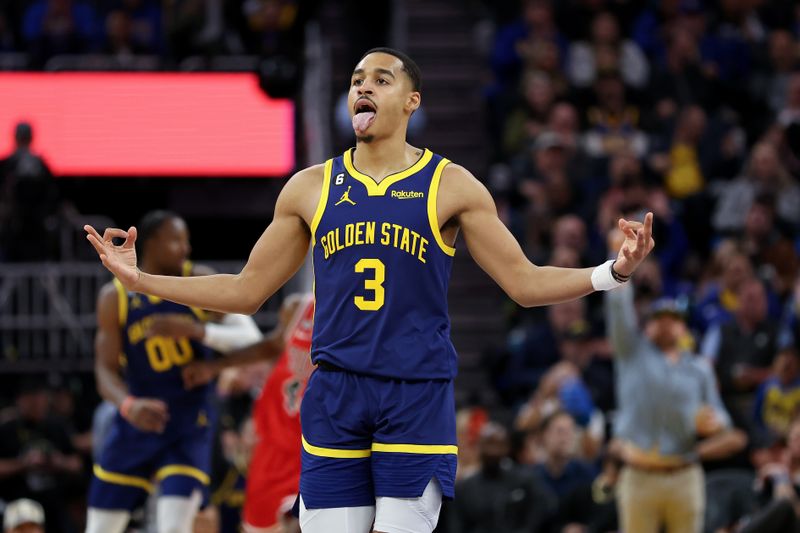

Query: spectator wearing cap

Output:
[3, 498, 45, 533]
[605, 227, 746, 533]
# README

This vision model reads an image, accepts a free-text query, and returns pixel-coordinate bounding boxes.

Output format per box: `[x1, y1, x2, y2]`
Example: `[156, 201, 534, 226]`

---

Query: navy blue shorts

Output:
[88, 405, 213, 511]
[299, 367, 457, 509]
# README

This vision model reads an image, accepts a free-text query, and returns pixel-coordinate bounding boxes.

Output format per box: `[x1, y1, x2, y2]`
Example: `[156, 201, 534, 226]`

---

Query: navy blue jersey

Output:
[310, 148, 458, 380]
[113, 265, 213, 405]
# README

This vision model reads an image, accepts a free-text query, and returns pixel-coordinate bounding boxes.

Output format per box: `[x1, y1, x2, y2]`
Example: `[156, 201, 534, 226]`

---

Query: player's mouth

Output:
[353, 98, 377, 134]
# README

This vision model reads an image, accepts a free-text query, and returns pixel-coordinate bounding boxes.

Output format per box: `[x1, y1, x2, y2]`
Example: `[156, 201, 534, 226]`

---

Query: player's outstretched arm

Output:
[444, 164, 654, 307]
[84, 166, 322, 314]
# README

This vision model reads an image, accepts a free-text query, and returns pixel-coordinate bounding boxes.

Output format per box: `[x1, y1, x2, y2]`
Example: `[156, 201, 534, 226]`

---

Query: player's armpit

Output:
[443, 164, 594, 307]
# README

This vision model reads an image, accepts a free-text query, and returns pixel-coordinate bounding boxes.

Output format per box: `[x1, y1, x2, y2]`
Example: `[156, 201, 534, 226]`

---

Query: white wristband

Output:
[591, 259, 626, 291]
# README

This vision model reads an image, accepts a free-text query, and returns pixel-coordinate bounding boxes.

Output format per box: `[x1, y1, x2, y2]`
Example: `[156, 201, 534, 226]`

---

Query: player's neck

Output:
[353, 135, 418, 183]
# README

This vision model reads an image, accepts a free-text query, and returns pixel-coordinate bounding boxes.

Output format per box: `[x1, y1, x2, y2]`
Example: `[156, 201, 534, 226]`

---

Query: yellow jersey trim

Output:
[155, 464, 210, 485]
[371, 442, 458, 455]
[301, 435, 371, 459]
[310, 159, 334, 247]
[427, 158, 456, 256]
[343, 148, 433, 197]
[93, 464, 153, 492]
[182, 261, 193, 277]
[112, 278, 128, 326]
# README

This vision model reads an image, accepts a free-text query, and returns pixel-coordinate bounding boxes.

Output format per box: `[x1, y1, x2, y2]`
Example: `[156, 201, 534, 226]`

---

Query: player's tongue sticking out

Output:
[352, 111, 376, 134]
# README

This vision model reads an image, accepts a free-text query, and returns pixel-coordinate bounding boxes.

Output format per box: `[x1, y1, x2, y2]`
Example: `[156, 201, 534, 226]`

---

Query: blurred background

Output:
[2, 0, 800, 532]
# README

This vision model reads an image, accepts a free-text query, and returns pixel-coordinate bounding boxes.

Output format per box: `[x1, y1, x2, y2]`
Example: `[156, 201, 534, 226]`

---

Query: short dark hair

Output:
[136, 210, 180, 260]
[360, 47, 422, 92]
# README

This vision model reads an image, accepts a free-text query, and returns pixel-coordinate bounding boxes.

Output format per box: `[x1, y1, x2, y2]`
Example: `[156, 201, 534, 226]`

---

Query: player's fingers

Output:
[86, 234, 106, 256]
[84, 225, 104, 242]
[622, 247, 634, 263]
[644, 212, 654, 238]
[102, 228, 129, 243]
[123, 226, 138, 249]
[636, 228, 646, 252]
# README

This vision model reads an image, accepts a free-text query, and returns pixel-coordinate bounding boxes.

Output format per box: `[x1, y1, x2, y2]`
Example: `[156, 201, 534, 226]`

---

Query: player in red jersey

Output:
[183, 293, 314, 533]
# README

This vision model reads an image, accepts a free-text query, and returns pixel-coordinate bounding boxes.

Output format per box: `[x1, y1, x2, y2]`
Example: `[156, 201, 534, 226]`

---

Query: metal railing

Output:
[0, 261, 280, 373]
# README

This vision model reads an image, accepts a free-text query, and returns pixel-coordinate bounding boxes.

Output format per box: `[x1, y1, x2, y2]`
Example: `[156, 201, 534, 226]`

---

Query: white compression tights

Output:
[156, 490, 203, 533]
[85, 490, 202, 533]
[85, 508, 130, 533]
[299, 479, 442, 533]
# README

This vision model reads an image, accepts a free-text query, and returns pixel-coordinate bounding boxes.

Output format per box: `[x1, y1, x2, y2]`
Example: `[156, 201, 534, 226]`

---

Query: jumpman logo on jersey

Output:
[335, 185, 357, 206]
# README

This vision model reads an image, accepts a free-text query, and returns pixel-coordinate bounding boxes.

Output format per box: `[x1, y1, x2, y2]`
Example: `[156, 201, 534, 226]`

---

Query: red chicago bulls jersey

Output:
[252, 294, 314, 453]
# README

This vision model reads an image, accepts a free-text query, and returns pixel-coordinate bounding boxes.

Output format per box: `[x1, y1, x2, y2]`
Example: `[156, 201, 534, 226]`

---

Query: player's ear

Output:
[406, 91, 421, 115]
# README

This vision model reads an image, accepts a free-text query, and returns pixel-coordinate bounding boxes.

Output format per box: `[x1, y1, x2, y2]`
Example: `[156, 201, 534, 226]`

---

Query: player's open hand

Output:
[182, 361, 219, 389]
[84, 225, 141, 290]
[612, 212, 655, 277]
[125, 397, 169, 433]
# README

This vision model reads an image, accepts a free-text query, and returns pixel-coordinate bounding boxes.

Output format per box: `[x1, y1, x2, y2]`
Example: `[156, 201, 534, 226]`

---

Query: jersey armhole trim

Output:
[112, 278, 128, 327]
[427, 158, 456, 257]
[310, 159, 334, 247]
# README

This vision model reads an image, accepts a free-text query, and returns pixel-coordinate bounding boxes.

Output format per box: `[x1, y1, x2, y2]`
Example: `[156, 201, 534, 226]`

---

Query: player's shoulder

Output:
[96, 280, 122, 322]
[286, 163, 327, 191]
[98, 280, 121, 301]
[439, 161, 492, 208]
[277, 163, 328, 221]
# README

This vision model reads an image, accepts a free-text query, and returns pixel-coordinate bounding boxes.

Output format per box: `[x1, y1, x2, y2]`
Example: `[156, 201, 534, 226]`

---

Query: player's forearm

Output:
[95, 362, 129, 407]
[212, 333, 284, 370]
[135, 272, 264, 315]
[512, 265, 595, 307]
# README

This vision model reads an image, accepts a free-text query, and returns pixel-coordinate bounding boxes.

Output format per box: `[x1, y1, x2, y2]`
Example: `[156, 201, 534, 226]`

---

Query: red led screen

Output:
[0, 73, 294, 177]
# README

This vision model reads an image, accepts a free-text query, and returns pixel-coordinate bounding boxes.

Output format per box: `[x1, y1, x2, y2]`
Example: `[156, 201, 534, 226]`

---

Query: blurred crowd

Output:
[0, 0, 314, 68]
[447, 0, 800, 531]
[5, 0, 800, 531]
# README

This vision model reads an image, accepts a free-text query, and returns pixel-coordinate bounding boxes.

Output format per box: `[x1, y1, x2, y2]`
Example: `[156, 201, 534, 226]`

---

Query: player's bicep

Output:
[455, 173, 534, 298]
[236, 173, 315, 310]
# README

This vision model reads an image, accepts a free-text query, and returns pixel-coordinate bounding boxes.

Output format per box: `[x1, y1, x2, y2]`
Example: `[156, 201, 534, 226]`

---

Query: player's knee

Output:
[85, 508, 131, 533]
[373, 479, 442, 533]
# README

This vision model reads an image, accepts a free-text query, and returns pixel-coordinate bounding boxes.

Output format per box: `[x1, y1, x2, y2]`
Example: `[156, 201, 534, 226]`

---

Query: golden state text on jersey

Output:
[310, 148, 458, 380]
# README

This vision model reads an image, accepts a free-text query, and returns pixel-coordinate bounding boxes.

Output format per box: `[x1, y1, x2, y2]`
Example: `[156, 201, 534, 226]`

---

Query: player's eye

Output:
[352, 78, 364, 86]
[377, 78, 388, 85]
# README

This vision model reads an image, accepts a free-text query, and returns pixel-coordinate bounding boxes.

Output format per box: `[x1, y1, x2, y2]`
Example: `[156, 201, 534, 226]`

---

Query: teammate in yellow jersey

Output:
[84, 48, 654, 533]
[86, 210, 261, 533]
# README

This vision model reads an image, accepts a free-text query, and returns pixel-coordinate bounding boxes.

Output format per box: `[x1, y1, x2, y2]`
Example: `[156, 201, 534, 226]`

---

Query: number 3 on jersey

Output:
[354, 258, 385, 311]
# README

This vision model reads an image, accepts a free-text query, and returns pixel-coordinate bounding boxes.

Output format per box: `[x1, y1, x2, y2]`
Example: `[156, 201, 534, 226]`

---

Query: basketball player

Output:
[183, 293, 314, 533]
[85, 211, 260, 533]
[84, 48, 655, 533]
